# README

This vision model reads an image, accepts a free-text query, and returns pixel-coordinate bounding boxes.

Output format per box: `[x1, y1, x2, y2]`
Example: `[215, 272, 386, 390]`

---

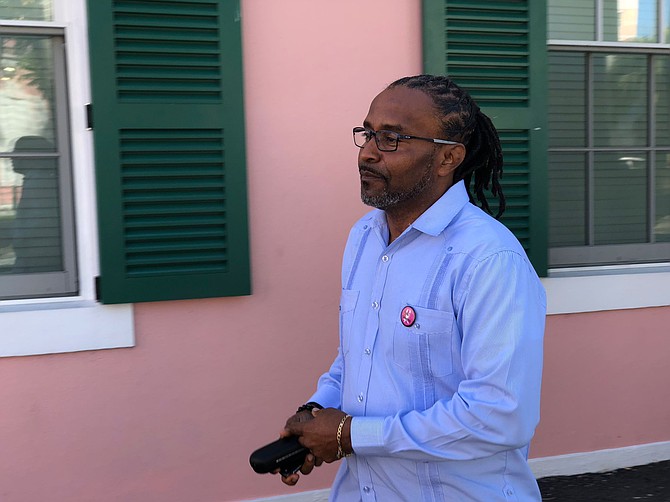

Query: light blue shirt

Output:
[310, 181, 546, 501]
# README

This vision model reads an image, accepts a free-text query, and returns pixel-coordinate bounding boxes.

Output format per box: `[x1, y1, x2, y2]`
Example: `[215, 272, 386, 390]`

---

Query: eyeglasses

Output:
[353, 126, 461, 152]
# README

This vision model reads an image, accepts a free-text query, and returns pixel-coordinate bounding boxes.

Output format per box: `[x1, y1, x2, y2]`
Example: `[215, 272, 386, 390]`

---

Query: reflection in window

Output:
[548, 152, 586, 247]
[0, 0, 52, 21]
[657, 153, 670, 242]
[548, 0, 596, 40]
[594, 151, 647, 245]
[593, 54, 647, 148]
[9, 137, 62, 273]
[604, 0, 657, 42]
[549, 0, 665, 43]
[0, 36, 59, 274]
[548, 52, 586, 148]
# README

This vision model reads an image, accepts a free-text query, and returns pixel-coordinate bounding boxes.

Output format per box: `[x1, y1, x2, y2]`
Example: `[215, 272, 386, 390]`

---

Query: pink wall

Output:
[0, 2, 668, 502]
[533, 306, 670, 458]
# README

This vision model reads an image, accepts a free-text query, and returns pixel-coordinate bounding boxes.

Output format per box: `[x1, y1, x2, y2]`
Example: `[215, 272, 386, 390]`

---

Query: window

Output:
[0, 0, 134, 357]
[0, 0, 77, 299]
[548, 0, 670, 267]
[0, 0, 249, 356]
[0, 0, 250, 305]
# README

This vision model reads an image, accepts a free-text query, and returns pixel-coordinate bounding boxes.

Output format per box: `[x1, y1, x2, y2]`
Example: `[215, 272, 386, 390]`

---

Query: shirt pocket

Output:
[339, 289, 359, 356]
[393, 305, 455, 377]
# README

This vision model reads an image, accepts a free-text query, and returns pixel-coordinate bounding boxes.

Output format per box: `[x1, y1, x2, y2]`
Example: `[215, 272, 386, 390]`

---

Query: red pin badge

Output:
[400, 306, 416, 327]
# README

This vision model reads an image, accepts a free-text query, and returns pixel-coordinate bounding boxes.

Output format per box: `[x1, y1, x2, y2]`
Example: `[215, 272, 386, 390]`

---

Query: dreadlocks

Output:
[387, 74, 506, 218]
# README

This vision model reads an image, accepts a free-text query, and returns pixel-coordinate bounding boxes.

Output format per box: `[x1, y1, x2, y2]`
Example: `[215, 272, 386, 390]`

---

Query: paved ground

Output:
[538, 460, 670, 501]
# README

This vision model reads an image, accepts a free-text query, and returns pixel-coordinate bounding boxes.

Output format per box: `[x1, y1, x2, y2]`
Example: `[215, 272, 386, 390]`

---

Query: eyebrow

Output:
[362, 121, 405, 133]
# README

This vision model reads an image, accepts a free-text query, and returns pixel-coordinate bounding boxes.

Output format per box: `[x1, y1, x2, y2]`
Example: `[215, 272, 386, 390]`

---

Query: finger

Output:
[300, 453, 316, 475]
[314, 456, 324, 467]
[284, 420, 304, 437]
[281, 473, 300, 486]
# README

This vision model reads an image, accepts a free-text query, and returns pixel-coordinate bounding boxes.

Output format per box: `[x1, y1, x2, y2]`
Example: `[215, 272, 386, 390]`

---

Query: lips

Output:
[359, 167, 385, 182]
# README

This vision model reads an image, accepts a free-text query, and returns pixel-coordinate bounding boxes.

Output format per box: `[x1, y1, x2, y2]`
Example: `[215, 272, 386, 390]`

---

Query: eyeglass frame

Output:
[352, 126, 462, 152]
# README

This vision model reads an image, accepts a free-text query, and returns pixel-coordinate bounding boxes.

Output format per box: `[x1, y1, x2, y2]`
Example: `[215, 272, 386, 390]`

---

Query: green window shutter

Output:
[87, 0, 250, 303]
[423, 0, 548, 275]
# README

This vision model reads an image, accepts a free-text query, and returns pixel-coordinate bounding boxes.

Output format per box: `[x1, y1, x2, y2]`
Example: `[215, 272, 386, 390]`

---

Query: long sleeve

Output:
[309, 347, 344, 410]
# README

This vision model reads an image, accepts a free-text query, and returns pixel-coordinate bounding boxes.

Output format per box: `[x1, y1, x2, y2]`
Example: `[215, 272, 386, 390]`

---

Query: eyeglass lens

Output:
[353, 128, 399, 151]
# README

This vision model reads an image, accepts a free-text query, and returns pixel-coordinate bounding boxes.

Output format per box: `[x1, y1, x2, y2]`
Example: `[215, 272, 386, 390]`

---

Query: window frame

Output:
[0, 0, 134, 358]
[547, 1, 670, 268]
[0, 23, 78, 299]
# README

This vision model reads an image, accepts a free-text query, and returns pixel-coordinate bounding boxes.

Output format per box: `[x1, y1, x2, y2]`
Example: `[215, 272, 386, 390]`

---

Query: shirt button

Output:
[364, 348, 371, 355]
[371, 301, 379, 309]
[363, 486, 371, 493]
[381, 255, 389, 262]
[357, 393, 364, 402]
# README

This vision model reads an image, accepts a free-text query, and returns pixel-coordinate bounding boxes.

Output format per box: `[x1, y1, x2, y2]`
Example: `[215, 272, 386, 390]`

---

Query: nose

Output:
[359, 134, 381, 163]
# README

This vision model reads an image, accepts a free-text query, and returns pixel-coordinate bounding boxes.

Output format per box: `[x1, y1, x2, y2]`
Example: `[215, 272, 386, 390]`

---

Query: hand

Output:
[284, 408, 352, 464]
[278, 451, 323, 486]
[281, 410, 315, 434]
[275, 409, 324, 486]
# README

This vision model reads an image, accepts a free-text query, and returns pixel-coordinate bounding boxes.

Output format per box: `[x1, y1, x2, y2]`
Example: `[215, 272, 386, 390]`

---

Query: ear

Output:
[437, 144, 466, 177]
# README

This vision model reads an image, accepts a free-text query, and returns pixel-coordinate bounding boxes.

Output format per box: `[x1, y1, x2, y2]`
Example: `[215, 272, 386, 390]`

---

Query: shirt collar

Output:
[364, 180, 470, 237]
[410, 180, 470, 236]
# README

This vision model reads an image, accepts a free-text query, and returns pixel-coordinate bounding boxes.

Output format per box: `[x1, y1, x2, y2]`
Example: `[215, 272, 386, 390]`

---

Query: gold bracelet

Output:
[336, 414, 352, 459]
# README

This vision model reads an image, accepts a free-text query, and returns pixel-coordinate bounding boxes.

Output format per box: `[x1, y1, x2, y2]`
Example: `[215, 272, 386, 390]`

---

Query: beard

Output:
[360, 153, 435, 210]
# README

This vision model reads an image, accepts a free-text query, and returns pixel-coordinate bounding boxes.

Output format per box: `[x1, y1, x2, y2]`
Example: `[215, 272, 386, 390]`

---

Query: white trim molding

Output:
[530, 441, 670, 478]
[244, 489, 330, 502]
[543, 267, 670, 314]
[0, 301, 134, 357]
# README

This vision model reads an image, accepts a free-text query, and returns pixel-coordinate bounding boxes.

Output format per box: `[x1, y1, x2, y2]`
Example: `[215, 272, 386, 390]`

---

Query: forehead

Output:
[364, 86, 440, 133]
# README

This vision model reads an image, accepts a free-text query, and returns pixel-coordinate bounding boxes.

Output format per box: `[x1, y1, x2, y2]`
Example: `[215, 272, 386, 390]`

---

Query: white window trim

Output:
[543, 263, 670, 314]
[0, 0, 134, 358]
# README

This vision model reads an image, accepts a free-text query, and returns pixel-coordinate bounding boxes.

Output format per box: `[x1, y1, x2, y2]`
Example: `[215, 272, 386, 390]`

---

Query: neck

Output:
[384, 191, 439, 244]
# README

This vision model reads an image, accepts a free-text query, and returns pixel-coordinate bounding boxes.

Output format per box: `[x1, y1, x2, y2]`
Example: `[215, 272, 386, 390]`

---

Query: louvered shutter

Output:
[87, 0, 250, 303]
[423, 0, 548, 275]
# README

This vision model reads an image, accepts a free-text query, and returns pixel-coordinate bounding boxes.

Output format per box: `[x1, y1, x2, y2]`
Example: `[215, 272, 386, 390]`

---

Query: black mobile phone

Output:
[249, 436, 308, 477]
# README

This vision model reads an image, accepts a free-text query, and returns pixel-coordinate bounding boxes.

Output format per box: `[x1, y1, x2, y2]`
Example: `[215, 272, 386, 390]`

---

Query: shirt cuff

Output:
[350, 416, 386, 455]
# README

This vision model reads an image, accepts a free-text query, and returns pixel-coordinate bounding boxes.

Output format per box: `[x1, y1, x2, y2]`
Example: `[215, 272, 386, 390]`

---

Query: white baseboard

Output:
[244, 441, 670, 501]
[243, 488, 330, 502]
[530, 440, 670, 478]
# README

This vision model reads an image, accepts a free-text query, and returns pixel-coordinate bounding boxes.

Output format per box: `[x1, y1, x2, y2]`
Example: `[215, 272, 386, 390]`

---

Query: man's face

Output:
[358, 86, 452, 211]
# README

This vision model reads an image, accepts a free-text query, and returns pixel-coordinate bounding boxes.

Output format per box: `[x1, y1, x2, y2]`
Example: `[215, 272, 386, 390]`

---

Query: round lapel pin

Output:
[400, 306, 416, 327]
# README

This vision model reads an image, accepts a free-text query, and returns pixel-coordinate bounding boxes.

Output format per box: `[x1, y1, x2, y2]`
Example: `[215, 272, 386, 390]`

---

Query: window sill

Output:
[542, 263, 670, 314]
[0, 298, 134, 357]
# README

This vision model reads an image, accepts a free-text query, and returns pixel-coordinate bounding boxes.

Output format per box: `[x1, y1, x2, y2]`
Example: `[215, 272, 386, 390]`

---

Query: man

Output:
[280, 74, 546, 501]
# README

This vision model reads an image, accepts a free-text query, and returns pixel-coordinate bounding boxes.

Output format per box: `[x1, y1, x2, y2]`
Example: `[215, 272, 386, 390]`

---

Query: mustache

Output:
[359, 165, 387, 180]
